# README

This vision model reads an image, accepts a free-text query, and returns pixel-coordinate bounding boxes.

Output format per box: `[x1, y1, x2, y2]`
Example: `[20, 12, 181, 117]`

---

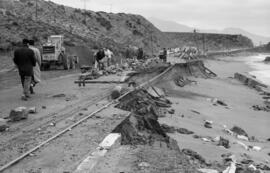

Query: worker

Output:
[13, 39, 36, 100]
[161, 48, 167, 63]
[105, 48, 114, 67]
[28, 39, 41, 94]
[137, 48, 144, 60]
[95, 48, 105, 70]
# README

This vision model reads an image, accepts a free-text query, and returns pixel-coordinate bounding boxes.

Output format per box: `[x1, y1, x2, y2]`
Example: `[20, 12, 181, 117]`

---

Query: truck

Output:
[41, 35, 75, 70]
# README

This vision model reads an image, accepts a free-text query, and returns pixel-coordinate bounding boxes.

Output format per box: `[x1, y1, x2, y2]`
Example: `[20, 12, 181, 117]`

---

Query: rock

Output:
[241, 159, 254, 165]
[191, 110, 200, 114]
[176, 128, 194, 135]
[52, 93, 66, 98]
[237, 135, 249, 141]
[230, 126, 248, 137]
[138, 162, 150, 167]
[251, 146, 261, 151]
[217, 100, 228, 106]
[255, 163, 270, 170]
[168, 109, 175, 114]
[0, 120, 9, 132]
[28, 107, 37, 114]
[111, 86, 122, 99]
[218, 137, 230, 149]
[204, 120, 213, 128]
[42, 106, 46, 109]
[9, 107, 28, 121]
[182, 149, 207, 165]
[161, 124, 176, 133]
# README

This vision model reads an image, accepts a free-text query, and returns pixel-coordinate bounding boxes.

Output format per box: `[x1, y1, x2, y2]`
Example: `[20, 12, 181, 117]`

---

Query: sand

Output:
[157, 58, 270, 169]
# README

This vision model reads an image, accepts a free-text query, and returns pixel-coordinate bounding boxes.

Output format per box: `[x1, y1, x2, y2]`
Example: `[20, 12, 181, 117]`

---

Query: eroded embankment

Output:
[108, 61, 224, 172]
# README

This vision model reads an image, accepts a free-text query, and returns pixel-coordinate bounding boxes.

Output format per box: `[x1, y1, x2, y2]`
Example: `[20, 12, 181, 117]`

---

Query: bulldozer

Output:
[41, 35, 75, 70]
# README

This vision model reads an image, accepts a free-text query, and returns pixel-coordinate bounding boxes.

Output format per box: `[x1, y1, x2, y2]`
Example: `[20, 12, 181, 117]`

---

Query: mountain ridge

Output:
[148, 17, 270, 46]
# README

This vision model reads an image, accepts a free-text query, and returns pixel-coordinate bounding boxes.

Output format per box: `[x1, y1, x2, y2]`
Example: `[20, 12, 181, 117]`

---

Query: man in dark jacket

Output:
[13, 39, 36, 100]
[95, 48, 105, 70]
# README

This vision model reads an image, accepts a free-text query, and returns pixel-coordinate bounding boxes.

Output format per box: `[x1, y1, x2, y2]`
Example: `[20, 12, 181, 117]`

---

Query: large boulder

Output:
[9, 107, 28, 121]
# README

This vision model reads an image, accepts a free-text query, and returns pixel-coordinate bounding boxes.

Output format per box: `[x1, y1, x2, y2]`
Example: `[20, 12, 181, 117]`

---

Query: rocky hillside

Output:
[0, 0, 254, 58]
[0, 0, 169, 55]
[166, 32, 254, 51]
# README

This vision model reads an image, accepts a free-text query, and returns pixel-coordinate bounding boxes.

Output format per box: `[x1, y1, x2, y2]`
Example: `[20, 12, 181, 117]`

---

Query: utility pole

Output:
[150, 33, 154, 57]
[202, 33, 206, 55]
[35, 0, 37, 21]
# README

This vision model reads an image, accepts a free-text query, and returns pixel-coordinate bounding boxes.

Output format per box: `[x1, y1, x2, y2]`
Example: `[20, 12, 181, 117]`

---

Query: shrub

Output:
[96, 17, 112, 30]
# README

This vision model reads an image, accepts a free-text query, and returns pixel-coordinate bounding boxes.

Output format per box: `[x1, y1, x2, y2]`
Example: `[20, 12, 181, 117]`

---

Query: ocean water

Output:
[244, 54, 270, 86]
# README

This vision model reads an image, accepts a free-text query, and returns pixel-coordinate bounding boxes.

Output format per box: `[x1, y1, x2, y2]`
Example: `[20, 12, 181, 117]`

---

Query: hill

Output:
[222, 28, 270, 46]
[0, 0, 169, 55]
[148, 17, 270, 46]
[165, 32, 253, 51]
[148, 17, 194, 32]
[0, 0, 254, 61]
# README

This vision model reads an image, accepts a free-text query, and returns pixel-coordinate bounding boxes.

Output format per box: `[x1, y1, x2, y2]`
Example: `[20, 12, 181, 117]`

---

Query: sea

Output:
[244, 54, 270, 86]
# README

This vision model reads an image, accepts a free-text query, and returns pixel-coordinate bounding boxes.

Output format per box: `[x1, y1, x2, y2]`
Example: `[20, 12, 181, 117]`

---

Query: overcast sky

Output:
[50, 0, 270, 37]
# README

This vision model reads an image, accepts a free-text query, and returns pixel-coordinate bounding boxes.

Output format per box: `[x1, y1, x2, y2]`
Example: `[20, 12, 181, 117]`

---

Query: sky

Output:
[49, 0, 270, 37]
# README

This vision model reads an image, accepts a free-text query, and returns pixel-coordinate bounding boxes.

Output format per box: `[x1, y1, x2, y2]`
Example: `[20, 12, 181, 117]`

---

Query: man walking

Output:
[13, 39, 36, 100]
[28, 39, 41, 94]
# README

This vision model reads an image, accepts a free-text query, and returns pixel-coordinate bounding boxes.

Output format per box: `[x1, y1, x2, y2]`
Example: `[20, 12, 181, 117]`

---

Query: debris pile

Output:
[113, 88, 173, 146]
[251, 105, 270, 112]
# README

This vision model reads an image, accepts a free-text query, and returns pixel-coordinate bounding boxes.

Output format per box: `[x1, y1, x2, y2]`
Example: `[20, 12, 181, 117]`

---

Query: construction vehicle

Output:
[41, 35, 75, 70]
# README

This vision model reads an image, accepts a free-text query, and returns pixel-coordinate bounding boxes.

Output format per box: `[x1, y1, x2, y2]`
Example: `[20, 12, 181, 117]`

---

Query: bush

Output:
[96, 17, 112, 30]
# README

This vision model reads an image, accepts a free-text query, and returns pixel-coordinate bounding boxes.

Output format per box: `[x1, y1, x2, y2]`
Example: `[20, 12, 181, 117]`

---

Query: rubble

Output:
[252, 105, 270, 112]
[218, 137, 230, 149]
[113, 88, 173, 146]
[230, 126, 248, 137]
[9, 107, 28, 121]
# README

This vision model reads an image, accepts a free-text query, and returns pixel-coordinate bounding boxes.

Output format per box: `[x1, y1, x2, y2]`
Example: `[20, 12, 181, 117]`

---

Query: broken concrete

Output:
[234, 73, 268, 89]
[9, 107, 28, 121]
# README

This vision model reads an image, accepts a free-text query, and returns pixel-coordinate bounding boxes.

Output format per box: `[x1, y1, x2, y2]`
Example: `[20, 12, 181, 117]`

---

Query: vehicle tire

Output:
[63, 54, 70, 70]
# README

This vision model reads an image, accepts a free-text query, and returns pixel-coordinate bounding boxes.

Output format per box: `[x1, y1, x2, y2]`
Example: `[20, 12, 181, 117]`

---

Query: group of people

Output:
[13, 39, 41, 101]
[94, 48, 114, 70]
